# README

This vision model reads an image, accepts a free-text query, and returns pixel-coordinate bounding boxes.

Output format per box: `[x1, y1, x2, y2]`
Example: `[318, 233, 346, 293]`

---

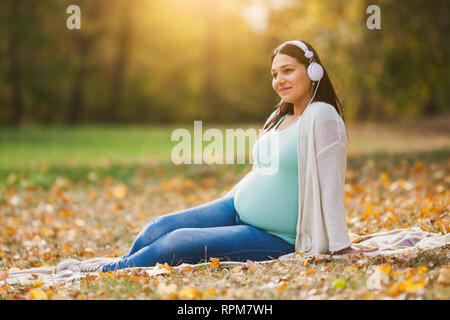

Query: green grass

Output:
[0, 121, 448, 189]
[0, 125, 175, 168]
[2, 118, 448, 168]
[0, 123, 262, 189]
[0, 124, 261, 169]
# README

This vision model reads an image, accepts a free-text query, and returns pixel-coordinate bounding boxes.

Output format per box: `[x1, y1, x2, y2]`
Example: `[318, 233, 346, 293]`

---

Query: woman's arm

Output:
[315, 121, 379, 256]
[315, 119, 353, 252]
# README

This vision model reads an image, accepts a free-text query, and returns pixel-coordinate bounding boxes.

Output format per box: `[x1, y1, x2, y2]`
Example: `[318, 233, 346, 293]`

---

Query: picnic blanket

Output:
[1, 227, 449, 288]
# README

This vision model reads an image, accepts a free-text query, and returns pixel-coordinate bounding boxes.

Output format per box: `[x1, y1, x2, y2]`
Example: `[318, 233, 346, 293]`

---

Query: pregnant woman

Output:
[81, 40, 371, 273]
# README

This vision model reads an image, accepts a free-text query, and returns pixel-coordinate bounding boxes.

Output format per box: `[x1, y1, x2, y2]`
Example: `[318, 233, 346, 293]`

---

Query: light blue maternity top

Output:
[234, 113, 301, 244]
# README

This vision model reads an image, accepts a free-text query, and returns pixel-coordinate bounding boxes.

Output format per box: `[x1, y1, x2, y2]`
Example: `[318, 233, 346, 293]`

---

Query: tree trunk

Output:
[108, 8, 133, 122]
[356, 90, 371, 121]
[8, 0, 24, 125]
[202, 4, 223, 122]
[67, 36, 92, 125]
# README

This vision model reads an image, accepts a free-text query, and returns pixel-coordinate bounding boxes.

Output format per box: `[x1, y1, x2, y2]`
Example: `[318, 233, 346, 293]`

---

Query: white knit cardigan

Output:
[223, 101, 352, 257]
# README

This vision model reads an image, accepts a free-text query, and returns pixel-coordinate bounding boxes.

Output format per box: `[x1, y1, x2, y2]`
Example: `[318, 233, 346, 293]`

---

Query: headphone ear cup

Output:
[307, 62, 324, 81]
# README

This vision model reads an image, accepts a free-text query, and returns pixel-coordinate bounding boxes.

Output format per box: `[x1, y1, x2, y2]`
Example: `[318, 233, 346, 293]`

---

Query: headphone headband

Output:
[282, 40, 314, 59]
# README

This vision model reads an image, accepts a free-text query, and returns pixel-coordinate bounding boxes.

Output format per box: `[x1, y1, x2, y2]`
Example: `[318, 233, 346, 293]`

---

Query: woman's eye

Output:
[272, 69, 293, 78]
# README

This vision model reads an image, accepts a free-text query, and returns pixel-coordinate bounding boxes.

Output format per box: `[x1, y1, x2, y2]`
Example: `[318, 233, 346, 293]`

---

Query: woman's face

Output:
[271, 53, 312, 105]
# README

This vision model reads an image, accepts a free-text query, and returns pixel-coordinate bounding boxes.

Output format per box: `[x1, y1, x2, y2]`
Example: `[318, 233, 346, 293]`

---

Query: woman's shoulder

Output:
[307, 101, 337, 116]
[307, 101, 341, 122]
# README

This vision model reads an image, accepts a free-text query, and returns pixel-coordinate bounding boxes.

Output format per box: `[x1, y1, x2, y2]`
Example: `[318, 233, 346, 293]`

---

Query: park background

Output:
[0, 0, 449, 300]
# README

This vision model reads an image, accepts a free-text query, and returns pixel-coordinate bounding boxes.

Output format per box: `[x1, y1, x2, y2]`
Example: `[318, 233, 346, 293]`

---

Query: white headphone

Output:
[281, 40, 324, 82]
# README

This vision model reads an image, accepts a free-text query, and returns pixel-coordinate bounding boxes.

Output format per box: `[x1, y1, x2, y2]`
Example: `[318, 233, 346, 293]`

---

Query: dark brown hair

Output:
[263, 40, 347, 140]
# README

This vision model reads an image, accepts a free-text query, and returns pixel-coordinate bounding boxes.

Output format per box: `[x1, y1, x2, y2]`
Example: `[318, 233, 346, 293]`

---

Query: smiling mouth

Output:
[280, 87, 291, 93]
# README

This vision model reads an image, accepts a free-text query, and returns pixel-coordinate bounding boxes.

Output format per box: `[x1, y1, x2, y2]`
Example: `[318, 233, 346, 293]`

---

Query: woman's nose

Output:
[278, 71, 289, 81]
[275, 77, 286, 88]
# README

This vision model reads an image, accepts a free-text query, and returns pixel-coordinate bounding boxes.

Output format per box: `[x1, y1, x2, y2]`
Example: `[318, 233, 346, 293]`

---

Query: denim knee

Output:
[135, 216, 164, 245]
[156, 228, 193, 252]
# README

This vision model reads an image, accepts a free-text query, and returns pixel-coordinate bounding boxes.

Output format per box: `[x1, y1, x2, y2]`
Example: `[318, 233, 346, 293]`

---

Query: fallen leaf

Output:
[62, 244, 72, 251]
[202, 287, 215, 297]
[111, 184, 128, 200]
[332, 279, 347, 289]
[208, 257, 220, 269]
[58, 209, 72, 218]
[180, 266, 194, 275]
[398, 278, 426, 294]
[276, 282, 287, 293]
[246, 263, 257, 273]
[178, 287, 202, 300]
[29, 289, 48, 300]
[0, 272, 9, 281]
[379, 264, 391, 276]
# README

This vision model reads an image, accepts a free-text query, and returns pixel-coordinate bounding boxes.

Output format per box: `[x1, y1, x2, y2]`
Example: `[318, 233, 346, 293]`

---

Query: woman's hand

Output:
[332, 245, 378, 256]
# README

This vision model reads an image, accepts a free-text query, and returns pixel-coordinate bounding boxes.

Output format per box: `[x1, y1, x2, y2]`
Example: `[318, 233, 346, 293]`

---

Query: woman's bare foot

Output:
[332, 246, 378, 256]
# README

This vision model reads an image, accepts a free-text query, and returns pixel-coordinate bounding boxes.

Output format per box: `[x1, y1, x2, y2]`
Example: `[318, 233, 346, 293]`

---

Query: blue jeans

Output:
[101, 196, 295, 271]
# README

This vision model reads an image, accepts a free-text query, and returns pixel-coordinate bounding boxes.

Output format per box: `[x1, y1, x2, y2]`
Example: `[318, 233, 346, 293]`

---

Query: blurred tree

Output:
[0, 0, 448, 125]
[4, 0, 29, 125]
[65, 0, 108, 124]
[202, 3, 222, 122]
[108, 0, 135, 122]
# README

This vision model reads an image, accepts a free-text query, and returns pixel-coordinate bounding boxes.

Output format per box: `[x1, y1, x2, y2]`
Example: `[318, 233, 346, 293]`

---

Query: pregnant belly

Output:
[234, 171, 298, 237]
